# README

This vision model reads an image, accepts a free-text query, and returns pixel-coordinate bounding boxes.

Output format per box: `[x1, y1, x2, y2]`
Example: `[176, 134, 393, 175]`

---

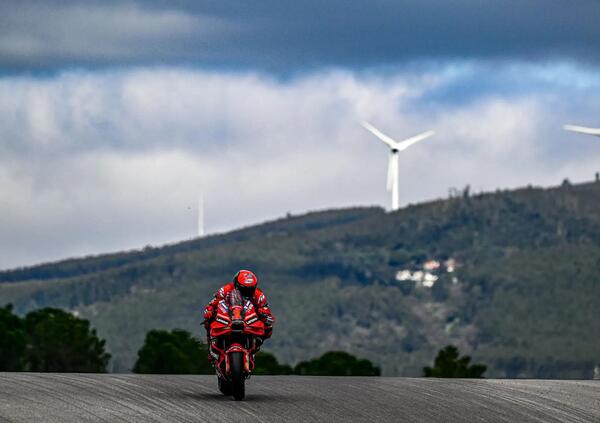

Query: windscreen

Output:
[228, 289, 244, 307]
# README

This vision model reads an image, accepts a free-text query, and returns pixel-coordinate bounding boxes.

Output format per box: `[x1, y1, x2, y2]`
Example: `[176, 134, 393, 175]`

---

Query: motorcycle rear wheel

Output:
[218, 376, 232, 396]
[229, 352, 245, 401]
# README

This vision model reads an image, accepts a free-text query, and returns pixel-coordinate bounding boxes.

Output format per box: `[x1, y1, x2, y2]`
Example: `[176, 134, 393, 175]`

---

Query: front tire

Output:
[229, 352, 245, 401]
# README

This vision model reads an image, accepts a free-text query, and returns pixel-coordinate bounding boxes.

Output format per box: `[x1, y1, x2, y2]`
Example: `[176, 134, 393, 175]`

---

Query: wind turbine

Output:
[198, 194, 205, 237]
[564, 124, 600, 137]
[361, 121, 434, 211]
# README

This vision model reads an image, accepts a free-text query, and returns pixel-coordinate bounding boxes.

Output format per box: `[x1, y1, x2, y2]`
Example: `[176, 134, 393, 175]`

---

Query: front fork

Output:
[212, 338, 258, 378]
[225, 345, 251, 375]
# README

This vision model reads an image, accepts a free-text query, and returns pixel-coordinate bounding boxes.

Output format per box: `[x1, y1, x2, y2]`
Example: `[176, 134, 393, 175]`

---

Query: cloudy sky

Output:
[1, 0, 600, 269]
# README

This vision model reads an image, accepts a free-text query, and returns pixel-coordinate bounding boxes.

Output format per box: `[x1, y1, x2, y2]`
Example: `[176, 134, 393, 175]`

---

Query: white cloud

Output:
[0, 65, 599, 269]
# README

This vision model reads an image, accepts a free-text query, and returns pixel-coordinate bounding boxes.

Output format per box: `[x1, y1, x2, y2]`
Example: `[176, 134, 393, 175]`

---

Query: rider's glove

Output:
[258, 306, 274, 326]
[263, 315, 274, 327]
[203, 306, 214, 321]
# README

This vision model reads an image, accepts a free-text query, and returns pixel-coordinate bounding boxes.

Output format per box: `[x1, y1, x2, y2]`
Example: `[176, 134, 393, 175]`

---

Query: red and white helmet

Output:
[233, 269, 258, 298]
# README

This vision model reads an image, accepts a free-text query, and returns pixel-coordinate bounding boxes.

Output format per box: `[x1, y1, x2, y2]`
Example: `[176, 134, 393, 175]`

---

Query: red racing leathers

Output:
[203, 282, 275, 340]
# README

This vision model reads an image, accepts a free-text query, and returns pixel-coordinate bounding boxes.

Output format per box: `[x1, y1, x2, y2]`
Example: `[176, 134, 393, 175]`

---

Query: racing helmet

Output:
[233, 269, 258, 298]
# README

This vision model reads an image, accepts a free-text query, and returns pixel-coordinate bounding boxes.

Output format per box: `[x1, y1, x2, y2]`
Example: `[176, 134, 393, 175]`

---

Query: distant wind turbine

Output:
[198, 194, 205, 237]
[361, 121, 434, 211]
[564, 125, 600, 137]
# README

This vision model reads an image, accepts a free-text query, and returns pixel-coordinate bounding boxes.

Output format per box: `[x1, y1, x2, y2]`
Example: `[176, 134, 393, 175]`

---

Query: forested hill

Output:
[0, 207, 382, 283]
[1, 180, 600, 377]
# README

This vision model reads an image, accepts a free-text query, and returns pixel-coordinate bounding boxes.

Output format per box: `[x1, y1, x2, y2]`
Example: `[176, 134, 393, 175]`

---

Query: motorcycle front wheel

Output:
[229, 352, 245, 401]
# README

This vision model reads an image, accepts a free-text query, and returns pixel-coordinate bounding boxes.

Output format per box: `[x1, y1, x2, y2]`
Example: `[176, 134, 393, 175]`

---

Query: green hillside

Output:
[1, 181, 599, 377]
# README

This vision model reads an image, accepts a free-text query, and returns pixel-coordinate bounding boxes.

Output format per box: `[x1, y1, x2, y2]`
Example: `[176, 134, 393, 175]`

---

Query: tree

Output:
[24, 308, 110, 372]
[0, 305, 26, 371]
[423, 345, 486, 378]
[294, 351, 380, 376]
[253, 351, 293, 375]
[133, 329, 212, 374]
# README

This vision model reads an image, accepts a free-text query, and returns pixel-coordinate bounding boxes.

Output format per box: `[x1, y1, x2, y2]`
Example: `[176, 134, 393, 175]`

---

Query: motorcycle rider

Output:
[203, 270, 275, 362]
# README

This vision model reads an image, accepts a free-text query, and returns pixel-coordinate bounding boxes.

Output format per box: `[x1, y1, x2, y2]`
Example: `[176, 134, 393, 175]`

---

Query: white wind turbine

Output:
[361, 121, 434, 211]
[564, 124, 600, 137]
[197, 194, 205, 237]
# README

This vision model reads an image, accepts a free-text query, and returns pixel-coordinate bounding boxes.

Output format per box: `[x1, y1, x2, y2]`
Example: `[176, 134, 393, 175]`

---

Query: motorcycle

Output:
[209, 289, 265, 400]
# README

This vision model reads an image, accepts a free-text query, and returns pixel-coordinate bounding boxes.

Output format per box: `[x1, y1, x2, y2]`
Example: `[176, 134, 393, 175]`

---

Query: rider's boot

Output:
[207, 336, 216, 364]
[254, 337, 263, 352]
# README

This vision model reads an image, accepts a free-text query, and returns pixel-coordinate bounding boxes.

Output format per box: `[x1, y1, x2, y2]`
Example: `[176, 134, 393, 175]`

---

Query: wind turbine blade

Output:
[396, 130, 435, 151]
[391, 154, 400, 210]
[564, 125, 600, 137]
[361, 121, 399, 149]
[386, 154, 394, 191]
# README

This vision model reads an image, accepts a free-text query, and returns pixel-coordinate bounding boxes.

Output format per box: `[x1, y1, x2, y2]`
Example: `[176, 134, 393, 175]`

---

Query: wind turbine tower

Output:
[198, 194, 205, 238]
[361, 121, 434, 211]
[564, 124, 600, 137]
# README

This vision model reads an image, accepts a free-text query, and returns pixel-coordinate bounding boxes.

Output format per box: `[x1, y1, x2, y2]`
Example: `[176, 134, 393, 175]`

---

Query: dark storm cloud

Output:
[1, 0, 599, 72]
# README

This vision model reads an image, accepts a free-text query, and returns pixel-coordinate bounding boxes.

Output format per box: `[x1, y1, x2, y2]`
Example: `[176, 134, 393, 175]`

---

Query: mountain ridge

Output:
[1, 180, 599, 377]
[0, 207, 384, 283]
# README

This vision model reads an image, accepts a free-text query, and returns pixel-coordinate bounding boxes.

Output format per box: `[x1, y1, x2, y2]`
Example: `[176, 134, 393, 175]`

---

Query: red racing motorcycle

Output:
[209, 289, 265, 400]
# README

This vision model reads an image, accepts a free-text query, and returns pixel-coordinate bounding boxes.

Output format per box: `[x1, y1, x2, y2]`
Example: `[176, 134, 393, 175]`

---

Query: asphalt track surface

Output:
[0, 374, 598, 422]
